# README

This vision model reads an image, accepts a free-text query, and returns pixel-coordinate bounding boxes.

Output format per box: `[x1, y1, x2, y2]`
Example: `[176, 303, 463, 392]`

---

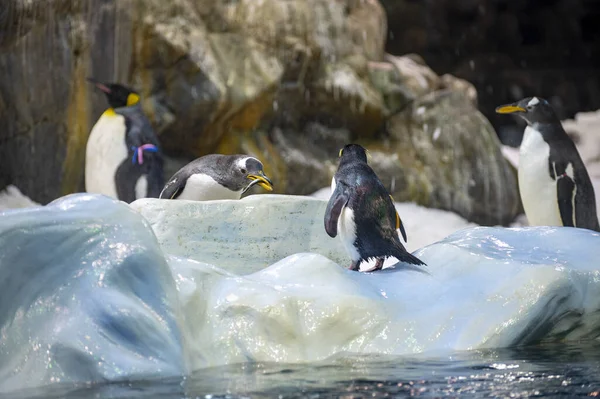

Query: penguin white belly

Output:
[85, 114, 128, 199]
[177, 173, 242, 201]
[518, 126, 563, 226]
[135, 175, 148, 200]
[337, 205, 360, 262]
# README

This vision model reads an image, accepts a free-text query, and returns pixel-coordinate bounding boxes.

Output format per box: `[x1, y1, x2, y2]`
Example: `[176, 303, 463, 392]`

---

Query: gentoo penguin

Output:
[86, 78, 164, 203]
[324, 144, 426, 272]
[159, 154, 273, 200]
[496, 97, 600, 231]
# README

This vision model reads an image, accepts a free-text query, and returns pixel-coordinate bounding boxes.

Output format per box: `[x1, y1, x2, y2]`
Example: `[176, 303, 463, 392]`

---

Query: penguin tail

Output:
[392, 245, 426, 267]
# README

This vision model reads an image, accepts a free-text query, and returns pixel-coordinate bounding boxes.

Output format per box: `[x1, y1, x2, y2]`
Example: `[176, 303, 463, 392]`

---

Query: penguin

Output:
[324, 144, 426, 272]
[86, 78, 164, 203]
[496, 96, 600, 231]
[159, 154, 273, 200]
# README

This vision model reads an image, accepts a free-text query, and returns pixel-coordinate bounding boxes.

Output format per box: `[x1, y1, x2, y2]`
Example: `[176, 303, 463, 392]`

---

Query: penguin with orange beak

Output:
[496, 96, 599, 231]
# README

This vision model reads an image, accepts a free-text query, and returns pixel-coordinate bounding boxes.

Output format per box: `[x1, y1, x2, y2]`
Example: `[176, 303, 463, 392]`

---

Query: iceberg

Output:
[0, 194, 185, 394]
[1, 193, 600, 394]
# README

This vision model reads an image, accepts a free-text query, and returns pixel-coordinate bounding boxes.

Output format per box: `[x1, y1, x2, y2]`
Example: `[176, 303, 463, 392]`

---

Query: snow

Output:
[1, 193, 600, 395]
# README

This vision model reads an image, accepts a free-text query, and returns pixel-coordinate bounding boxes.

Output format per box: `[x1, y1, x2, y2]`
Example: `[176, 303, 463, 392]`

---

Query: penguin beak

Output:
[495, 103, 526, 114]
[87, 77, 111, 94]
[245, 172, 274, 193]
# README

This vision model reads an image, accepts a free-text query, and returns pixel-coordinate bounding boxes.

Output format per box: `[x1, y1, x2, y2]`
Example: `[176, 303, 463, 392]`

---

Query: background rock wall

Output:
[0, 0, 521, 225]
[381, 0, 600, 146]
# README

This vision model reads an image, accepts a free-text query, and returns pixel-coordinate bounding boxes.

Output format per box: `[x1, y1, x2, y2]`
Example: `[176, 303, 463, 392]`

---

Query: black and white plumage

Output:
[324, 144, 426, 272]
[496, 96, 600, 231]
[85, 78, 164, 203]
[159, 154, 273, 201]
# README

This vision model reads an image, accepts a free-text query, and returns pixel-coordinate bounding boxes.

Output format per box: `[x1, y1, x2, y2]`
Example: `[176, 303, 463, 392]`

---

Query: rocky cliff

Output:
[0, 0, 520, 225]
[381, 0, 600, 146]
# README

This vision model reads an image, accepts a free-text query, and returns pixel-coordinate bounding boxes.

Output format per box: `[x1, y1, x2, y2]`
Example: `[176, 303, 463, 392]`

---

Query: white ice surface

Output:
[2, 193, 600, 395]
[0, 194, 185, 394]
[0, 185, 40, 210]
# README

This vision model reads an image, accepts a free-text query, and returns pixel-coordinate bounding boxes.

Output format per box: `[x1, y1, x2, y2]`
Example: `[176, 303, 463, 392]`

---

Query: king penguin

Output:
[86, 78, 164, 203]
[159, 154, 273, 200]
[496, 96, 600, 231]
[324, 144, 426, 272]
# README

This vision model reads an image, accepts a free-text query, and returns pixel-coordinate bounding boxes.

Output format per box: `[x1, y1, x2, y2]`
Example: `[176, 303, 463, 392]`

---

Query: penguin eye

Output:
[241, 168, 247, 174]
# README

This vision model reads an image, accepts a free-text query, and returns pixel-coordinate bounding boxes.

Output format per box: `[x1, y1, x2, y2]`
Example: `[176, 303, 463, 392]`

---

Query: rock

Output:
[379, 0, 600, 146]
[370, 89, 520, 225]
[0, 0, 519, 225]
[0, 0, 387, 203]
[2, 193, 600, 395]
[262, 54, 519, 225]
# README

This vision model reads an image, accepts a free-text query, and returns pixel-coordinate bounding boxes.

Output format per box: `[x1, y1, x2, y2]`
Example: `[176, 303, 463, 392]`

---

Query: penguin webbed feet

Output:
[131, 144, 158, 165]
[348, 260, 361, 271]
[348, 258, 385, 273]
[363, 258, 384, 273]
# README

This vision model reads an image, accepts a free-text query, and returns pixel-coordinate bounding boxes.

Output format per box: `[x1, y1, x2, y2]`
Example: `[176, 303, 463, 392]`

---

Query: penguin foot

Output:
[364, 258, 384, 273]
[348, 260, 361, 271]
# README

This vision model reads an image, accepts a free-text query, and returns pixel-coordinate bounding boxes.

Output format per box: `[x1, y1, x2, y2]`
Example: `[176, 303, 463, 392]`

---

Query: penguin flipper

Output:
[324, 183, 349, 238]
[115, 161, 141, 203]
[159, 176, 186, 200]
[550, 160, 577, 227]
[145, 157, 165, 198]
[389, 195, 407, 242]
[556, 173, 576, 227]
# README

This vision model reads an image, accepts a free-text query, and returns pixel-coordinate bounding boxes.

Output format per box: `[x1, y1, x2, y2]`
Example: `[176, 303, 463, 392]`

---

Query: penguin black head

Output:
[338, 144, 368, 163]
[495, 97, 559, 126]
[87, 77, 140, 109]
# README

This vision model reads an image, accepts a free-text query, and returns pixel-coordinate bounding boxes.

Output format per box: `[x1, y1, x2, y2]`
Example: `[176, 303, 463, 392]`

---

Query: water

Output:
[8, 342, 600, 398]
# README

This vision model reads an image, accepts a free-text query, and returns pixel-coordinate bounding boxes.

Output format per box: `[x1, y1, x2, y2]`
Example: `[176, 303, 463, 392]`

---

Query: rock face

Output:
[0, 0, 520, 225]
[380, 0, 600, 146]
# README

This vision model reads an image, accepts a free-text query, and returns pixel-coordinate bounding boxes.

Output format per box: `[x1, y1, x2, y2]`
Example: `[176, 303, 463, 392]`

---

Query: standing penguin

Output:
[159, 154, 273, 200]
[324, 144, 426, 272]
[86, 78, 164, 203]
[496, 97, 600, 231]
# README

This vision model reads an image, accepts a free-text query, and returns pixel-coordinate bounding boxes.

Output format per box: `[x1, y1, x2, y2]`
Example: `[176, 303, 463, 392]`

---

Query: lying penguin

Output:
[324, 144, 426, 272]
[159, 154, 273, 200]
[496, 97, 600, 231]
[86, 78, 164, 203]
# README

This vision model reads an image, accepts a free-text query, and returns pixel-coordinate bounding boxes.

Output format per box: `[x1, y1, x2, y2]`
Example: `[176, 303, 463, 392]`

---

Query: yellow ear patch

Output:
[102, 108, 117, 117]
[338, 148, 344, 158]
[126, 93, 140, 106]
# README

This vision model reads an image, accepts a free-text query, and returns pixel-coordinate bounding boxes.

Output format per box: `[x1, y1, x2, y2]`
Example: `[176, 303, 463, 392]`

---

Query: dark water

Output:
[9, 342, 600, 398]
